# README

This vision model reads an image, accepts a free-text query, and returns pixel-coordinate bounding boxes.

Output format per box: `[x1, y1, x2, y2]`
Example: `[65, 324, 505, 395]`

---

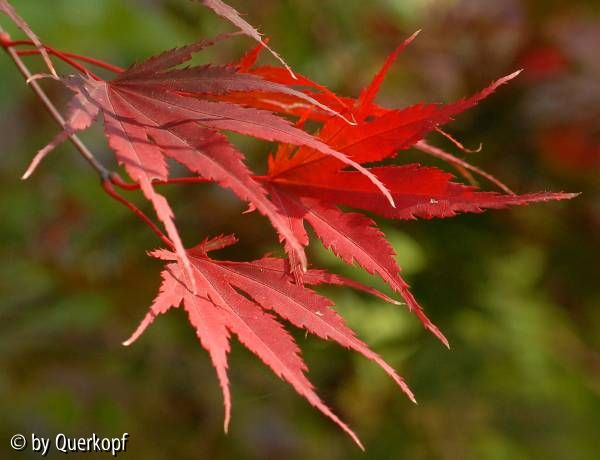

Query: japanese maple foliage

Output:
[1, 0, 576, 448]
[123, 235, 414, 448]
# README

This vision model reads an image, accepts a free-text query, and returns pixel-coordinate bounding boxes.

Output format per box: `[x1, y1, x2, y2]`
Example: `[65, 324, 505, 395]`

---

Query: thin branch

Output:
[1, 24, 172, 248]
[0, 0, 57, 77]
[0, 26, 112, 179]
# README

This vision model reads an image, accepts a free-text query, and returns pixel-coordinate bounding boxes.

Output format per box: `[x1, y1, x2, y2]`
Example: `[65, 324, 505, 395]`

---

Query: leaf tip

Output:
[440, 334, 451, 349]
[507, 69, 523, 81]
[223, 416, 230, 434]
[427, 322, 450, 349]
[122, 315, 154, 347]
[286, 65, 298, 81]
[356, 438, 365, 451]
[22, 147, 51, 180]
[410, 29, 422, 41]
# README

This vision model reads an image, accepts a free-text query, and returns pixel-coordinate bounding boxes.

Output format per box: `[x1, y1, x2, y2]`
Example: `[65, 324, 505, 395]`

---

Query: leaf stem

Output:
[102, 179, 174, 249]
[15, 48, 101, 79]
[4, 38, 124, 73]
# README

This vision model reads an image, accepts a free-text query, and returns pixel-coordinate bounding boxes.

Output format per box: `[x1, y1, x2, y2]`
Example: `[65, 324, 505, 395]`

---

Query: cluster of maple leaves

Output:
[1, 0, 575, 448]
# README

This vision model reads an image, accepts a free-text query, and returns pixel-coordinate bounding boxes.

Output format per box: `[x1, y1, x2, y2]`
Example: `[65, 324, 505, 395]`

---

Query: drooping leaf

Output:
[117, 63, 346, 120]
[125, 236, 418, 447]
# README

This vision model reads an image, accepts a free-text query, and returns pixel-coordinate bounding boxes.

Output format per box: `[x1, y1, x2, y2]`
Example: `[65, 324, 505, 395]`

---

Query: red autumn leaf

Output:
[259, 41, 575, 346]
[125, 235, 416, 448]
[30, 33, 395, 280]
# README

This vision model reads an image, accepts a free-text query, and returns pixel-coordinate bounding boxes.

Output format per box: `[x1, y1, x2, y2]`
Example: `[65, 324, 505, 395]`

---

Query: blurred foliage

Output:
[1, 0, 599, 459]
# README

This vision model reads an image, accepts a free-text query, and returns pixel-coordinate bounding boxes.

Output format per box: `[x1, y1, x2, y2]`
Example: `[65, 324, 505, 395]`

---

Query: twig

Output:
[0, 23, 173, 247]
[0, 25, 112, 179]
[102, 179, 174, 249]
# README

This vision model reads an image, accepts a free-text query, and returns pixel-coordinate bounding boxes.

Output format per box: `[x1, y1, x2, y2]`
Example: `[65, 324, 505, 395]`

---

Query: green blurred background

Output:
[1, 0, 599, 458]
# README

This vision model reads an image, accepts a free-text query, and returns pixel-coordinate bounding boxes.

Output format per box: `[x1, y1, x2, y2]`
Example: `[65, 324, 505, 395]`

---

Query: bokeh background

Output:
[1, 0, 599, 458]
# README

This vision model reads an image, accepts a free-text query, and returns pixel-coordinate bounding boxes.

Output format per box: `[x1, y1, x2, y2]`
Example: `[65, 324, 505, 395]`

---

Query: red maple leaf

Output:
[251, 45, 574, 347]
[124, 235, 416, 448]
